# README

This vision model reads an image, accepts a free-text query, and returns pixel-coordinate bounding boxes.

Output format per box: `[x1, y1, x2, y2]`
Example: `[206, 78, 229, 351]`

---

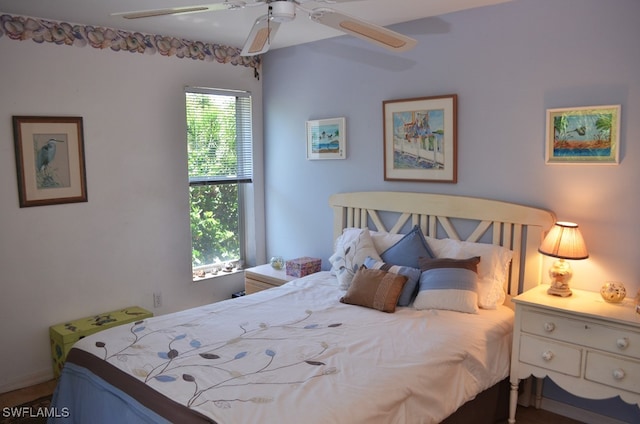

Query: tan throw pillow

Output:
[340, 266, 408, 313]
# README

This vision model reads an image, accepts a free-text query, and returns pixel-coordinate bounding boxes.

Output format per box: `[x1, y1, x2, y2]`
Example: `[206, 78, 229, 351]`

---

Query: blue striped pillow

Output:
[364, 256, 421, 306]
[414, 257, 481, 314]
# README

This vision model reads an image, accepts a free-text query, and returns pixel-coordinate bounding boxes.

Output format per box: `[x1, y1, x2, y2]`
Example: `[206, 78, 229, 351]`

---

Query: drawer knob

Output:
[613, 369, 626, 380]
[542, 350, 554, 362]
[616, 337, 629, 350]
[543, 322, 556, 332]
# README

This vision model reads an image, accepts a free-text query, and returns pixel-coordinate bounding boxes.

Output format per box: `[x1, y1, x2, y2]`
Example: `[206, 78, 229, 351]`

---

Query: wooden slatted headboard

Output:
[329, 191, 556, 300]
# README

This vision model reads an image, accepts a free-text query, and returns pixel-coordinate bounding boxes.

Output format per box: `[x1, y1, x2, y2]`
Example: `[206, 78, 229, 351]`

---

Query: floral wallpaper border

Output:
[0, 14, 261, 73]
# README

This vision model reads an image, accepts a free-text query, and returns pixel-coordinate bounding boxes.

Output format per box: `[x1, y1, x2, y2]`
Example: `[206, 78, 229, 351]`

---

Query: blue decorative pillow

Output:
[364, 256, 421, 306]
[414, 256, 481, 314]
[380, 225, 435, 269]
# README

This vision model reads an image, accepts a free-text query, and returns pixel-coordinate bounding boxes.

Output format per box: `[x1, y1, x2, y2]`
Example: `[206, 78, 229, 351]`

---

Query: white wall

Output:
[0, 36, 263, 391]
[262, 0, 639, 421]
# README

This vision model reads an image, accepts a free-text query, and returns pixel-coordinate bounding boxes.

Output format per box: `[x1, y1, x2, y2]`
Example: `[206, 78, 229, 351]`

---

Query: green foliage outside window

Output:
[189, 184, 239, 266]
[186, 92, 242, 267]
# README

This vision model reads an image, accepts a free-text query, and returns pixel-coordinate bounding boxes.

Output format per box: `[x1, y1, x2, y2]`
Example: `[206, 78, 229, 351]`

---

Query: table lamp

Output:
[538, 221, 589, 297]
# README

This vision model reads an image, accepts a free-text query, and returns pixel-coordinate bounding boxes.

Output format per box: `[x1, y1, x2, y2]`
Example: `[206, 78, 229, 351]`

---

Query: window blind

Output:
[185, 87, 253, 185]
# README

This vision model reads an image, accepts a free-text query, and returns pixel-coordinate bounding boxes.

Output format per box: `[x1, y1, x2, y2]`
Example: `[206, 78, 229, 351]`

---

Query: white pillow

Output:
[425, 236, 513, 309]
[369, 230, 404, 254]
[329, 228, 381, 290]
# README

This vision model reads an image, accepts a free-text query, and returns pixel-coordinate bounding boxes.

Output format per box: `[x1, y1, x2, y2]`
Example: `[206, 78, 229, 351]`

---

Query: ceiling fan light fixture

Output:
[270, 1, 296, 23]
[117, 0, 417, 56]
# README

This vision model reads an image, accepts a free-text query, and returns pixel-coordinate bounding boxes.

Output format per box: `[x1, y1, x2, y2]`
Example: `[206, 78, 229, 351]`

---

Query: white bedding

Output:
[69, 271, 513, 424]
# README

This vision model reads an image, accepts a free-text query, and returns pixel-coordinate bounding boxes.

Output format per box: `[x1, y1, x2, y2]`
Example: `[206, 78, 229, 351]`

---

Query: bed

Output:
[49, 191, 555, 423]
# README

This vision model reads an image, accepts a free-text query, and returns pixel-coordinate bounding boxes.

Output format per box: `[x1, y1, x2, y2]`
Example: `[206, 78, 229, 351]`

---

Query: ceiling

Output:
[0, 0, 510, 52]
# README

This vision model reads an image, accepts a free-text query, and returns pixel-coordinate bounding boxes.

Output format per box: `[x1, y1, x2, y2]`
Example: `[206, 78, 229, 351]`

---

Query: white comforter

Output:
[72, 271, 513, 424]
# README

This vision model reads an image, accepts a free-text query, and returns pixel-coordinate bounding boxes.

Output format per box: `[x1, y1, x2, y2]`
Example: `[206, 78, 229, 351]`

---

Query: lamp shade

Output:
[538, 221, 589, 260]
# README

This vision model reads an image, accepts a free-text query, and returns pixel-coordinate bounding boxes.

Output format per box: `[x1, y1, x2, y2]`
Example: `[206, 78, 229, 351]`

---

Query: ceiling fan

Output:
[113, 0, 417, 56]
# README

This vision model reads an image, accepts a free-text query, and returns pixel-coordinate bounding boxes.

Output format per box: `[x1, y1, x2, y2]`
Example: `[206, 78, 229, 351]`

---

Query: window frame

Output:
[185, 86, 253, 280]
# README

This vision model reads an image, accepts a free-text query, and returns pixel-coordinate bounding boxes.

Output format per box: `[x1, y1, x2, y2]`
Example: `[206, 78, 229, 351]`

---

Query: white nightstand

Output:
[244, 263, 296, 294]
[508, 285, 640, 423]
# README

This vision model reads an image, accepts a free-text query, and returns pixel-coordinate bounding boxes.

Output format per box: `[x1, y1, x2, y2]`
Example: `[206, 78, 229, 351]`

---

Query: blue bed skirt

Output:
[48, 362, 170, 424]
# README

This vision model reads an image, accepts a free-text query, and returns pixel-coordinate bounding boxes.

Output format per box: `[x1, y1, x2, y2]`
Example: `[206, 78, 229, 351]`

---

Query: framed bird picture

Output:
[545, 105, 621, 165]
[12, 116, 88, 207]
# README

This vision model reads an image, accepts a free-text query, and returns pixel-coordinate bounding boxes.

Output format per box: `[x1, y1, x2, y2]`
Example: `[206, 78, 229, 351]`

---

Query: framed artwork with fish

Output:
[383, 94, 457, 182]
[12, 116, 88, 207]
[545, 105, 621, 165]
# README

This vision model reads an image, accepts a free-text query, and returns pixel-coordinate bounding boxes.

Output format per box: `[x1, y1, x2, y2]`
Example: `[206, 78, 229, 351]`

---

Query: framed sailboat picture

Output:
[383, 94, 457, 182]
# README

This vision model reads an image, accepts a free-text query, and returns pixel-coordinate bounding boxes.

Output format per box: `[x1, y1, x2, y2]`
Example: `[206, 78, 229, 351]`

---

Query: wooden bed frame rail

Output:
[329, 191, 556, 299]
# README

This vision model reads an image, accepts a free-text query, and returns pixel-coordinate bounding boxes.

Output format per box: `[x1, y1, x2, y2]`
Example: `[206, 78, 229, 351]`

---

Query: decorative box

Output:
[285, 257, 321, 278]
[49, 306, 152, 378]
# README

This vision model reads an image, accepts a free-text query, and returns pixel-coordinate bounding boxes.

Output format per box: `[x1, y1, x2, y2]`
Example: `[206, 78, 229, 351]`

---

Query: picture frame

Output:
[306, 117, 346, 160]
[12, 116, 88, 207]
[545, 105, 621, 165]
[383, 94, 457, 183]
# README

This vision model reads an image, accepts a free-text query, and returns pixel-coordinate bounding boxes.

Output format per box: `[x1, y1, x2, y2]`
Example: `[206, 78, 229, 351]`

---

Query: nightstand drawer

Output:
[244, 264, 297, 294]
[586, 351, 640, 395]
[520, 334, 582, 377]
[245, 277, 276, 294]
[521, 309, 640, 358]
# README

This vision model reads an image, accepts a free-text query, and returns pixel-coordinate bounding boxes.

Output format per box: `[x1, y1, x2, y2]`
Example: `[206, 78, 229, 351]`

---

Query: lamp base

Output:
[546, 258, 573, 297]
[547, 285, 573, 297]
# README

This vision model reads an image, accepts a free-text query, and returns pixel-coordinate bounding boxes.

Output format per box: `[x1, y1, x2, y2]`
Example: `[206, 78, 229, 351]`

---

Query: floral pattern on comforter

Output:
[91, 307, 342, 410]
[70, 272, 514, 424]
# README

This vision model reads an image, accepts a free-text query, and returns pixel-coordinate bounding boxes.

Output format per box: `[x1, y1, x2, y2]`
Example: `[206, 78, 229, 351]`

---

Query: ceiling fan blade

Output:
[112, 1, 249, 20]
[297, 0, 361, 3]
[241, 15, 281, 56]
[310, 8, 416, 52]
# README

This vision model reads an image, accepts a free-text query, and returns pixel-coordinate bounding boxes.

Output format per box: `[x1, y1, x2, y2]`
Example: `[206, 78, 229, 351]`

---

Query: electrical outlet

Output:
[153, 291, 162, 308]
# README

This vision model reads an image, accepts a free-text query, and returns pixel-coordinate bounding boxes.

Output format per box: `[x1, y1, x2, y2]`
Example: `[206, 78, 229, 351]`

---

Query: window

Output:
[185, 87, 253, 277]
